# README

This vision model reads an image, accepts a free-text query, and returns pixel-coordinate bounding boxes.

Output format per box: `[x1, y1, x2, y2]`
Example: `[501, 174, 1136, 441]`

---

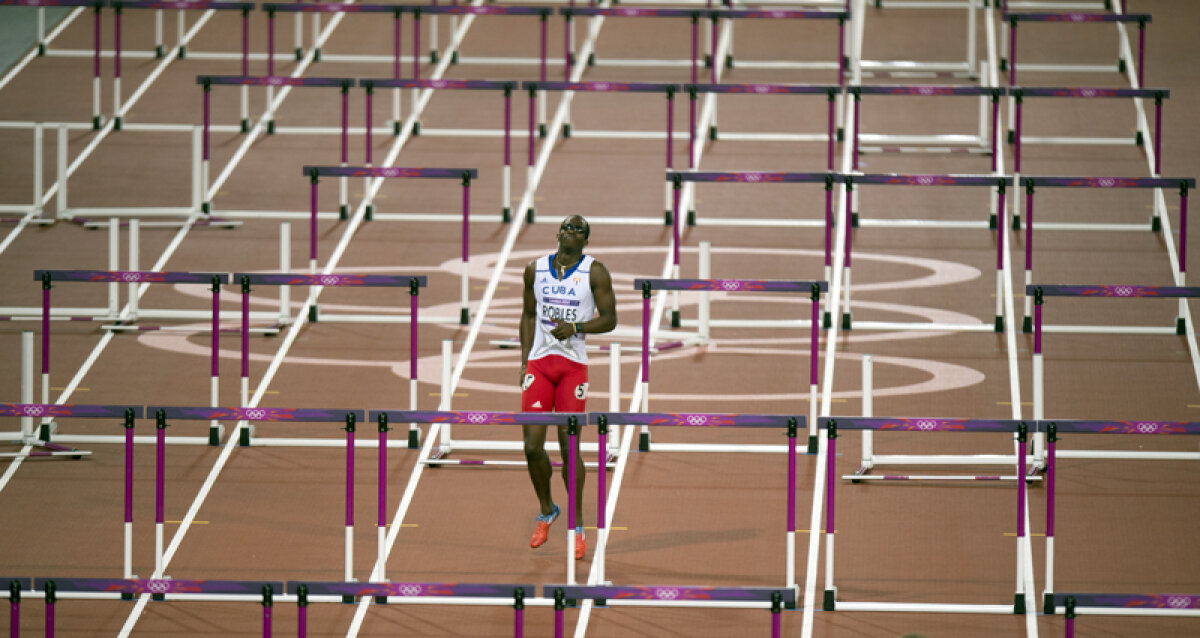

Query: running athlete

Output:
[520, 215, 617, 560]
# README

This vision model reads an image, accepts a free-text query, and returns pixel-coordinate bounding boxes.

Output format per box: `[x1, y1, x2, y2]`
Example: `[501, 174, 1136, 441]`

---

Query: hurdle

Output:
[1040, 420, 1200, 615]
[234, 273, 427, 448]
[1011, 86, 1168, 176]
[562, 6, 847, 84]
[374, 410, 588, 582]
[0, 402, 114, 461]
[149, 406, 365, 581]
[1019, 178, 1193, 333]
[31, 577, 282, 636]
[301, 165, 475, 323]
[32, 269, 230, 444]
[634, 278, 825, 454]
[361, 79, 517, 219]
[1051, 593, 1200, 635]
[590, 412, 804, 591]
[291, 581, 534, 635]
[840, 173, 1014, 332]
[821, 417, 1036, 615]
[849, 84, 1002, 166]
[852, 0, 982, 79]
[546, 584, 794, 637]
[521, 81, 679, 223]
[1029, 284, 1200, 454]
[199, 75, 355, 215]
[1003, 10, 1151, 88]
[684, 83, 841, 175]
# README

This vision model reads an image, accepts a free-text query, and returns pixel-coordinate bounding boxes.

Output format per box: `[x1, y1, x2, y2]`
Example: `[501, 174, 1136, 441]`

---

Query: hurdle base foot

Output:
[671, 309, 681, 328]
[994, 316, 1004, 333]
[999, 58, 1007, 72]
[1043, 592, 1055, 615]
[393, 121, 402, 136]
[1117, 58, 1126, 73]
[687, 210, 696, 226]
[460, 308, 470, 325]
[851, 212, 859, 228]
[836, 127, 843, 142]
[155, 45, 164, 59]
[1011, 213, 1021, 231]
[725, 54, 733, 69]
[708, 125, 717, 141]
[121, 592, 133, 601]
[408, 428, 420, 449]
[339, 204, 348, 220]
[114, 117, 123, 131]
[309, 305, 320, 323]
[526, 208, 536, 223]
[807, 434, 818, 455]
[704, 53, 712, 69]
[1014, 593, 1025, 614]
[412, 121, 421, 136]
[451, 50, 458, 65]
[638, 430, 650, 452]
[1007, 129, 1014, 145]
[1135, 130, 1143, 146]
[841, 313, 852, 330]
[663, 210, 672, 225]
[503, 207, 512, 223]
[239, 424, 254, 447]
[822, 311, 832, 329]
[208, 424, 223, 446]
[1177, 317, 1186, 335]
[989, 212, 997, 230]
[38, 43, 46, 56]
[365, 205, 374, 221]
[92, 115, 103, 130]
[1151, 215, 1161, 232]
[152, 593, 165, 602]
[177, 45, 187, 59]
[39, 421, 57, 442]
[823, 588, 836, 611]
[430, 50, 439, 64]
[267, 121, 276, 135]
[240, 119, 249, 133]
[342, 594, 355, 604]
[538, 123, 547, 138]
[374, 595, 387, 604]
[563, 123, 572, 138]
[587, 52, 595, 66]
[1022, 315, 1031, 333]
[202, 202, 211, 215]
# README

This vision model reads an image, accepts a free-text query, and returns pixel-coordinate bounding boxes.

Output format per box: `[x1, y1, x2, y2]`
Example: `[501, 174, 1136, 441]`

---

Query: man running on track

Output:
[520, 214, 617, 560]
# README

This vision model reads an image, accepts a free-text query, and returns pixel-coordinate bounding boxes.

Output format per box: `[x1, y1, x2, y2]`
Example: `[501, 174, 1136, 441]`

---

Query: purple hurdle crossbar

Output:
[840, 173, 1015, 330]
[685, 84, 841, 171]
[290, 581, 533, 636]
[850, 85, 1004, 172]
[1005, 12, 1151, 88]
[1011, 87, 1169, 175]
[33, 270, 229, 445]
[821, 417, 1033, 613]
[371, 410, 582, 578]
[35, 578, 280, 637]
[634, 278, 826, 456]
[590, 412, 804, 589]
[1040, 421, 1200, 615]
[1018, 177, 1195, 333]
[1052, 593, 1200, 636]
[547, 584, 795, 638]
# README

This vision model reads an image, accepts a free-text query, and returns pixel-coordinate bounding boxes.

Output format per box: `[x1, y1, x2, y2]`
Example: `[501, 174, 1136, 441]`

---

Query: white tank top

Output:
[528, 253, 596, 365]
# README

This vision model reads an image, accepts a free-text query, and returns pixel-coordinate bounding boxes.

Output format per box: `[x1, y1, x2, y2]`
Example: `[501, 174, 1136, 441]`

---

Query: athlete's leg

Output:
[523, 424, 555, 516]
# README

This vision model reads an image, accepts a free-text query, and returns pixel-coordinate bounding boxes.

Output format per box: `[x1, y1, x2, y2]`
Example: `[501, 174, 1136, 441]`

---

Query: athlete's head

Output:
[558, 215, 590, 240]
